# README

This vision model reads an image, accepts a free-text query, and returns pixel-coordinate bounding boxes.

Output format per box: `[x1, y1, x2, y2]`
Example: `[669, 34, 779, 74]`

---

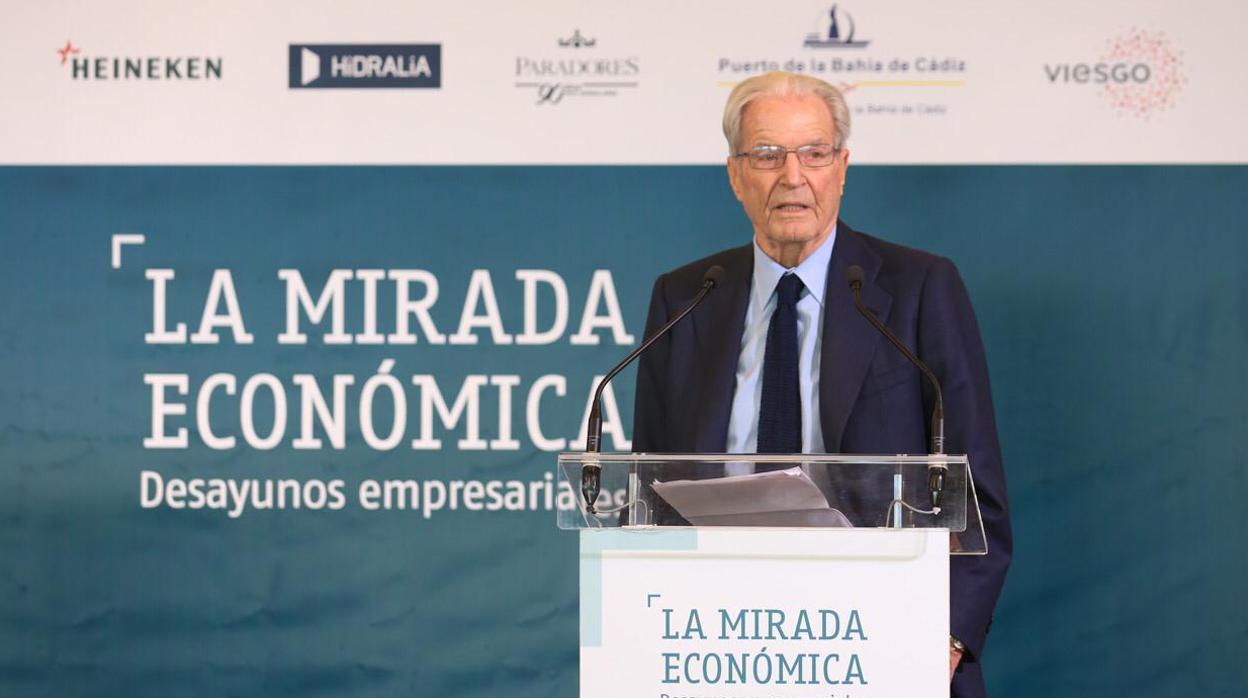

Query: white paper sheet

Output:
[651, 467, 853, 527]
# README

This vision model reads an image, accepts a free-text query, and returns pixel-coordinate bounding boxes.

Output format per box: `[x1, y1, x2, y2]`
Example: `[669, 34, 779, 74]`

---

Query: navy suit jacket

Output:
[632, 222, 1012, 698]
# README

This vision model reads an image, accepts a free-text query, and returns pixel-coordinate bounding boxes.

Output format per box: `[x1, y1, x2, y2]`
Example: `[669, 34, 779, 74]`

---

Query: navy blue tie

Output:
[757, 273, 804, 454]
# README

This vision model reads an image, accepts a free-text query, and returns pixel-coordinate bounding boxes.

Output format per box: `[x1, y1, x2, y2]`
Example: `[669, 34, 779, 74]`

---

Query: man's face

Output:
[727, 94, 849, 263]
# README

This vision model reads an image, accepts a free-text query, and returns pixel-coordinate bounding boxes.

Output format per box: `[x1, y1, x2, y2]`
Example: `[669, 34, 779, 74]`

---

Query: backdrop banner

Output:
[3, 0, 1245, 164]
[2, 1, 1246, 697]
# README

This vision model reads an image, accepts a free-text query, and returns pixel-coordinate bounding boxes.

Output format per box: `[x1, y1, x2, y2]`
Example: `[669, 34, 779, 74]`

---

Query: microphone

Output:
[581, 265, 725, 514]
[846, 265, 948, 511]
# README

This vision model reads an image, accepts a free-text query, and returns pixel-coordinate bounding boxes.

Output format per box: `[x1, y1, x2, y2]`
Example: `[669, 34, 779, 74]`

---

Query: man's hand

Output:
[949, 646, 964, 681]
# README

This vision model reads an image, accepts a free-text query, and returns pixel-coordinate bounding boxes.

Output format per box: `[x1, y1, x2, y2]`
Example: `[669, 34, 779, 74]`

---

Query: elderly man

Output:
[631, 71, 1012, 698]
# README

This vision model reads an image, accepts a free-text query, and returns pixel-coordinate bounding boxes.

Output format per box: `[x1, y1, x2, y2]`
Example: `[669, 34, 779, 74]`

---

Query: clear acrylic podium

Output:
[560, 453, 988, 698]
[557, 453, 988, 554]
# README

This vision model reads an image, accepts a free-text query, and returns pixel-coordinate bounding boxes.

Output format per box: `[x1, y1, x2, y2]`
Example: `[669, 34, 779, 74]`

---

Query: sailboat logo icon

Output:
[804, 4, 871, 49]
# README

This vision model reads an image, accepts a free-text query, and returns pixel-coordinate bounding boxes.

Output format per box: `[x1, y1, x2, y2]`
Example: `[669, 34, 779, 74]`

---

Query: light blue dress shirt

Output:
[725, 227, 836, 464]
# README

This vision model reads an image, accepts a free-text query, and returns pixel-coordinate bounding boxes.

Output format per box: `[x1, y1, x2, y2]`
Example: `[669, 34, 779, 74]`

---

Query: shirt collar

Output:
[750, 224, 838, 315]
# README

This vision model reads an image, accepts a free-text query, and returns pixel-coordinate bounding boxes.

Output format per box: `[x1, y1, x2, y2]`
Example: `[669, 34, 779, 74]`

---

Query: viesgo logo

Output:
[1043, 30, 1184, 116]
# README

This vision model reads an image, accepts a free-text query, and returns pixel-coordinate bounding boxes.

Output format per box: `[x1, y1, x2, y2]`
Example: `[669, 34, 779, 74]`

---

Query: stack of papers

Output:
[651, 467, 852, 527]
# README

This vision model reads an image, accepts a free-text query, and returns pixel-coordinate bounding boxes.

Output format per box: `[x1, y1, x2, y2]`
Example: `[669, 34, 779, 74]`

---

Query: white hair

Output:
[722, 71, 851, 154]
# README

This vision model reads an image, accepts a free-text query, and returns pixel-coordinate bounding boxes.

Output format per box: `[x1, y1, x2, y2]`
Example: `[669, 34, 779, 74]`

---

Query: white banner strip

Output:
[3, 0, 1245, 164]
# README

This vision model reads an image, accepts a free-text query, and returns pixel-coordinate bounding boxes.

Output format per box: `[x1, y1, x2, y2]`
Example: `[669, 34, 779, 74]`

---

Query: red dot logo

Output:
[1099, 30, 1185, 117]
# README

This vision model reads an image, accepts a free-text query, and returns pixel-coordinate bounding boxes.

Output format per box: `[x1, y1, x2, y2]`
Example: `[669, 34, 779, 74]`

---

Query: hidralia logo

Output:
[56, 40, 223, 80]
[1043, 30, 1184, 116]
[803, 4, 871, 49]
[289, 44, 441, 89]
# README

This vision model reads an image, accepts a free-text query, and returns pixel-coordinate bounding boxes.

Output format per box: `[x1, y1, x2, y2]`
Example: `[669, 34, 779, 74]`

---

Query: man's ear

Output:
[726, 157, 744, 202]
[839, 148, 850, 196]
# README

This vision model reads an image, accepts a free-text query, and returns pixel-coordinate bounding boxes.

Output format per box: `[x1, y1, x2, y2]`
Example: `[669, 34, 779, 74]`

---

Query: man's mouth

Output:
[773, 203, 810, 213]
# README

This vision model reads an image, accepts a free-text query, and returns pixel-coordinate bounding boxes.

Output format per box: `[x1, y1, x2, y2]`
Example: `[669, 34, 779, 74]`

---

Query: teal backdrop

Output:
[0, 166, 1244, 696]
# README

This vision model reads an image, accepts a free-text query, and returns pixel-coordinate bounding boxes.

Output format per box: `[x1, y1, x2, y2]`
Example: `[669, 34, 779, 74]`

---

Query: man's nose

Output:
[780, 151, 804, 186]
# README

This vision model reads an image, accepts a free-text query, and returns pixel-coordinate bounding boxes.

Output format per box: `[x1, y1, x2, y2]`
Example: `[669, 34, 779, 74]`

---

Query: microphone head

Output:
[846, 265, 865, 289]
[703, 265, 727, 289]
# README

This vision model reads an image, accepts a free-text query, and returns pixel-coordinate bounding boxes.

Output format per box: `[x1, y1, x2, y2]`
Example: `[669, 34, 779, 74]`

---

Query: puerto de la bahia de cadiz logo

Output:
[803, 4, 871, 49]
[1043, 29, 1185, 117]
[288, 43, 441, 89]
[56, 40, 222, 81]
[514, 30, 640, 105]
[716, 4, 967, 119]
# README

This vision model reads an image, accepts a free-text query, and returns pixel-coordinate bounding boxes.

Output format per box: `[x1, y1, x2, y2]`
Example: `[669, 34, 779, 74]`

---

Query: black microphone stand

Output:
[847, 266, 948, 512]
[581, 267, 724, 515]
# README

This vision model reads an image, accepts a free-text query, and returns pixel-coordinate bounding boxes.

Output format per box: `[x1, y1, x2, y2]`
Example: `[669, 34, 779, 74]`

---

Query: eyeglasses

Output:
[733, 144, 840, 170]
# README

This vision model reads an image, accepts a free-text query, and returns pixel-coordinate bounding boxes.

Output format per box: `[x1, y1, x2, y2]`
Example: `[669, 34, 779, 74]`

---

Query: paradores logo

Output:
[289, 44, 441, 89]
[1043, 30, 1185, 117]
[513, 30, 640, 105]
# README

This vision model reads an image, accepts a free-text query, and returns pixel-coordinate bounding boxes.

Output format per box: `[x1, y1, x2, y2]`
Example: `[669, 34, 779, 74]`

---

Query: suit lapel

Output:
[690, 245, 752, 452]
[820, 224, 892, 452]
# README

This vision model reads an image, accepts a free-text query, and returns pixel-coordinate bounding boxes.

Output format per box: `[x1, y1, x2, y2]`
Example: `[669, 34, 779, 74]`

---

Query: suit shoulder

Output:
[654, 243, 752, 290]
[852, 228, 952, 273]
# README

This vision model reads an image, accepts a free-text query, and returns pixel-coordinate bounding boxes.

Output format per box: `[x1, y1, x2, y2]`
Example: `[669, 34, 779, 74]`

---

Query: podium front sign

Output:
[580, 528, 949, 698]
